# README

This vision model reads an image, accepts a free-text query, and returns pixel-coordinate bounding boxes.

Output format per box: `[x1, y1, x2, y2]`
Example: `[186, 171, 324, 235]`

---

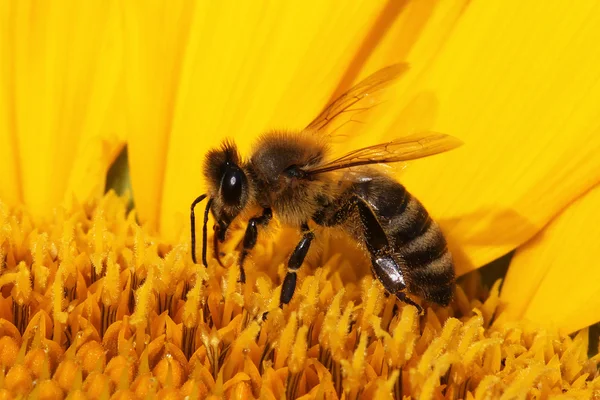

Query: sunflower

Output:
[1, 0, 599, 398]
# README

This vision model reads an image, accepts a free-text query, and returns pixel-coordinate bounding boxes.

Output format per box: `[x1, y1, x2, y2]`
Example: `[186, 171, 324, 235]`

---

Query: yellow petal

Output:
[362, 0, 470, 78]
[0, 1, 124, 216]
[121, 1, 196, 232]
[501, 183, 600, 334]
[0, 3, 23, 206]
[391, 0, 600, 273]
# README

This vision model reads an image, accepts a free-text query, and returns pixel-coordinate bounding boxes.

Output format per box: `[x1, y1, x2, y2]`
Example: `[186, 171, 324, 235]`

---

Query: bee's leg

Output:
[280, 223, 314, 305]
[238, 208, 272, 283]
[395, 291, 423, 314]
[316, 194, 422, 313]
[351, 197, 424, 313]
[190, 194, 209, 265]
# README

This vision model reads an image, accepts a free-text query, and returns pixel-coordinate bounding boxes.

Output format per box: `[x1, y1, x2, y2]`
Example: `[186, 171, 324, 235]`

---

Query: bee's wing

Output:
[305, 132, 463, 175]
[305, 63, 409, 136]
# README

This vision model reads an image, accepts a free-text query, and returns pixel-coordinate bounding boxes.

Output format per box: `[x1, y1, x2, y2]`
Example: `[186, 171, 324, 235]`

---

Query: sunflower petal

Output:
[121, 1, 198, 231]
[361, 0, 470, 79]
[0, 1, 124, 215]
[0, 2, 23, 205]
[63, 1, 125, 205]
[501, 183, 600, 334]
[385, 0, 600, 273]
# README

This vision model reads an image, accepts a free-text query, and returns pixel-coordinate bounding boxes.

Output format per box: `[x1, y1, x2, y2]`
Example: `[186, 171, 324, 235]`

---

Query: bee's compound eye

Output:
[221, 166, 245, 206]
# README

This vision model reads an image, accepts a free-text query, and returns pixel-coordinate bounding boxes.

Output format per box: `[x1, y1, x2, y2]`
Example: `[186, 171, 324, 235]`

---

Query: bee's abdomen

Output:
[389, 195, 454, 305]
[361, 179, 455, 306]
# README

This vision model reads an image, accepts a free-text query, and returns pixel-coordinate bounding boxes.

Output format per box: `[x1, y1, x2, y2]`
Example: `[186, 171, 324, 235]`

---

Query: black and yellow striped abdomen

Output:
[351, 174, 455, 306]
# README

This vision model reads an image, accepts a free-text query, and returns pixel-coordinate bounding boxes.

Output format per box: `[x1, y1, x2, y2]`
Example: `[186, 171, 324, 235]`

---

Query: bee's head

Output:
[204, 141, 250, 238]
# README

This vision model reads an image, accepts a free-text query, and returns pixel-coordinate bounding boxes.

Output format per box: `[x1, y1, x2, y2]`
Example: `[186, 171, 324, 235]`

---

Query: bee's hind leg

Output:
[280, 222, 314, 306]
[370, 255, 423, 315]
[395, 291, 423, 315]
[238, 207, 272, 283]
[328, 194, 424, 314]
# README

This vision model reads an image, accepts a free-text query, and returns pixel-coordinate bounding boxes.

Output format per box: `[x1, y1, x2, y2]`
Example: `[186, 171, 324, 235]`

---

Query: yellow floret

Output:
[0, 194, 597, 398]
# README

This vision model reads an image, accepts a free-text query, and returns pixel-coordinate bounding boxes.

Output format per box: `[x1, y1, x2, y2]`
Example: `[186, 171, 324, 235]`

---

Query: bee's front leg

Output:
[280, 222, 314, 305]
[238, 208, 272, 283]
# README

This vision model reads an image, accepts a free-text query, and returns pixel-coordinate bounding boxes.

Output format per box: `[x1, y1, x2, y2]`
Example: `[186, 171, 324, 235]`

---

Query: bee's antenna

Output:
[190, 194, 207, 265]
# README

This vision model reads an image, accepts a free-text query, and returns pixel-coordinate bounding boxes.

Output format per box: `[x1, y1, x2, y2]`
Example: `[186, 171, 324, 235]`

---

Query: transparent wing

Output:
[305, 132, 463, 175]
[305, 63, 409, 136]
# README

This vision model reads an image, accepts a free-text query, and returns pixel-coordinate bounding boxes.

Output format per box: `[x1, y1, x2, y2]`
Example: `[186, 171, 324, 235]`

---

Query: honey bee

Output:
[191, 64, 462, 313]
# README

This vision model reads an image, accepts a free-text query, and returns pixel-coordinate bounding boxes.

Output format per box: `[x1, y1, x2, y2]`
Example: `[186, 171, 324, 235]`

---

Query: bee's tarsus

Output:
[396, 291, 424, 315]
